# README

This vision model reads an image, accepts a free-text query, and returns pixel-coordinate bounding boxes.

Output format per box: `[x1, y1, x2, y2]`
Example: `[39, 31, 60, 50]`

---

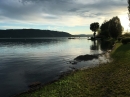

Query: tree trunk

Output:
[93, 32, 96, 39]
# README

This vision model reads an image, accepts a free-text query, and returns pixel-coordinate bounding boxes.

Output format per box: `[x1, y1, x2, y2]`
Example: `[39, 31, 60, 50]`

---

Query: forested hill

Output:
[0, 29, 71, 38]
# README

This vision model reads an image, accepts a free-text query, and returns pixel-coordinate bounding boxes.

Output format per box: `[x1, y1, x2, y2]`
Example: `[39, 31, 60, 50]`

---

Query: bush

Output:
[122, 38, 130, 44]
[122, 33, 130, 37]
[118, 37, 122, 42]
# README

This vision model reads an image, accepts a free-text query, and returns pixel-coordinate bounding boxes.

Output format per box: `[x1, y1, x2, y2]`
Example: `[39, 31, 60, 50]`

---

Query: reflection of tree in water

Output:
[90, 40, 114, 53]
[99, 40, 114, 51]
[90, 40, 99, 50]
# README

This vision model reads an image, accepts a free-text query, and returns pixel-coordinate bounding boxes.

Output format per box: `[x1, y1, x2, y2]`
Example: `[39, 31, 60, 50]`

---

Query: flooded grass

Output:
[17, 43, 130, 97]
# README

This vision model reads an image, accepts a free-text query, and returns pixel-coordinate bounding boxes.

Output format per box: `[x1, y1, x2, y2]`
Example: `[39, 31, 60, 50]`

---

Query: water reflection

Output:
[89, 40, 102, 55]
[90, 40, 99, 50]
[0, 38, 68, 47]
[0, 38, 110, 97]
[100, 40, 114, 51]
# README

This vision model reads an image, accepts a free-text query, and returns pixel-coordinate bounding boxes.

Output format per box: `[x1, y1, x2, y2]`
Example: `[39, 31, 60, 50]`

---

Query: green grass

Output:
[18, 43, 130, 97]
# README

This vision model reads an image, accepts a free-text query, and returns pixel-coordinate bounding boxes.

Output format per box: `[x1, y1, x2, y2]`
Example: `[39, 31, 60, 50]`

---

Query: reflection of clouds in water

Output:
[0, 38, 112, 97]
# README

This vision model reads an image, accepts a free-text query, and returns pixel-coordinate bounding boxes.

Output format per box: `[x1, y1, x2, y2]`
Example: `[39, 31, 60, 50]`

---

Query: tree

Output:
[109, 16, 123, 39]
[128, 0, 130, 20]
[100, 16, 123, 39]
[100, 20, 110, 38]
[90, 22, 99, 38]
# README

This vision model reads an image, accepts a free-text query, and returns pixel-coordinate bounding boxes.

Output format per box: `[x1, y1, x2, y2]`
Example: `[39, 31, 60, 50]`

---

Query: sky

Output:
[0, 0, 129, 35]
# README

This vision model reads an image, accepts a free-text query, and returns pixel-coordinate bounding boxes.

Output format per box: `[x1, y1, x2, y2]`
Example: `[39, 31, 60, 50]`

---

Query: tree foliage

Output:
[90, 22, 99, 38]
[100, 20, 110, 38]
[128, 0, 130, 13]
[109, 16, 123, 39]
[128, 0, 130, 20]
[100, 16, 123, 39]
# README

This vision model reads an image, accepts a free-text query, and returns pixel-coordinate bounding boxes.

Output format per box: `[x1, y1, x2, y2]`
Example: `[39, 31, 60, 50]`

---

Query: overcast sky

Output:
[0, 0, 129, 34]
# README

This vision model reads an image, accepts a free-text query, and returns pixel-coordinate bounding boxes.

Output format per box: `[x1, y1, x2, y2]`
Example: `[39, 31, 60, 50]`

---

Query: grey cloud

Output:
[78, 1, 127, 18]
[0, 0, 128, 23]
[0, 0, 41, 20]
[42, 15, 58, 19]
[20, 0, 89, 16]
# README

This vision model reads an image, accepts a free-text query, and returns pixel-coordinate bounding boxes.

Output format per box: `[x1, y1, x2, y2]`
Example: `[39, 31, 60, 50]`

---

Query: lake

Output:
[0, 37, 110, 97]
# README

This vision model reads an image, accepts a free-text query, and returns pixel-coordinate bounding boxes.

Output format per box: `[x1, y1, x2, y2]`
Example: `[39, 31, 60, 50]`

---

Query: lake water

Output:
[0, 37, 110, 97]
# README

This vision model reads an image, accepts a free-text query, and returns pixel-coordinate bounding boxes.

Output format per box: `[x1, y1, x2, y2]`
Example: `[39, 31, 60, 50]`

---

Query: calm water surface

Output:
[0, 37, 110, 97]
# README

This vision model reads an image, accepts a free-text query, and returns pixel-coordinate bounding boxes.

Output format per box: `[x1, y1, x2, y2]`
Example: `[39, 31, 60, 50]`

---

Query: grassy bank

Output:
[18, 43, 130, 97]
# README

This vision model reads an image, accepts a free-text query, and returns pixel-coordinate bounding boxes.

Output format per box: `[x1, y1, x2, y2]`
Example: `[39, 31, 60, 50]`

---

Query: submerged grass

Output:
[18, 43, 130, 97]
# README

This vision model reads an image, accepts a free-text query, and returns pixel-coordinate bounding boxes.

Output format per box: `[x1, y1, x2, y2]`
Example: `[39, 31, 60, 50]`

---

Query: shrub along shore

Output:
[16, 43, 130, 97]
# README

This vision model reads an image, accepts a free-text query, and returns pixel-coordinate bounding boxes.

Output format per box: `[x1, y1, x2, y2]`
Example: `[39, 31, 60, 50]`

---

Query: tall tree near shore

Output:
[100, 17, 123, 39]
[90, 22, 99, 38]
[128, 0, 130, 20]
[109, 16, 123, 39]
[100, 20, 110, 38]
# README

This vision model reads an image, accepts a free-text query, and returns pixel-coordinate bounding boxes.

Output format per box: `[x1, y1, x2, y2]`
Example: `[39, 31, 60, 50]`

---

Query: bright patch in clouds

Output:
[0, 0, 129, 34]
[119, 14, 130, 32]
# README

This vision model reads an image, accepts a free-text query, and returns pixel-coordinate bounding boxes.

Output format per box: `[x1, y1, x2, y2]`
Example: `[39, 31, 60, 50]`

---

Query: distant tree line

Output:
[0, 29, 71, 38]
[90, 16, 123, 39]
